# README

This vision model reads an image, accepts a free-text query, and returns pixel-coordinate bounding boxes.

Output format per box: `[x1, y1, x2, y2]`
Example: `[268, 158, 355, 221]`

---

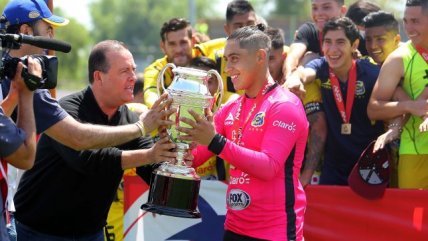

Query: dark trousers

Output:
[16, 221, 104, 241]
[223, 230, 270, 241]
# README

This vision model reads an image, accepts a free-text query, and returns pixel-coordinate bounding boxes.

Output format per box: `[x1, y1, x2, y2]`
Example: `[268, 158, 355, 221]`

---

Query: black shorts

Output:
[223, 230, 269, 241]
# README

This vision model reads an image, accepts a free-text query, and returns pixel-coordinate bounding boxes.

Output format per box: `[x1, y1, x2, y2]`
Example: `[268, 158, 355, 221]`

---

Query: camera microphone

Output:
[1, 33, 72, 53]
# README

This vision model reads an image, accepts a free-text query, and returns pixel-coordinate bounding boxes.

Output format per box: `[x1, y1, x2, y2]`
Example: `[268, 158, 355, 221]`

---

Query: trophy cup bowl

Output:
[141, 63, 223, 218]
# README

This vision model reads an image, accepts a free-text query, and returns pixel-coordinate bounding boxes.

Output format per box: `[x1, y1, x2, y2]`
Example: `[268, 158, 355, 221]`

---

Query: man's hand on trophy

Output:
[176, 109, 216, 146]
[183, 150, 194, 167]
[139, 93, 176, 134]
[148, 136, 177, 164]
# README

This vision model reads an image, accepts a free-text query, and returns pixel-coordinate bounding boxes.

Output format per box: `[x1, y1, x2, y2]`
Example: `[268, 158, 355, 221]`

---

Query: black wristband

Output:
[208, 133, 227, 155]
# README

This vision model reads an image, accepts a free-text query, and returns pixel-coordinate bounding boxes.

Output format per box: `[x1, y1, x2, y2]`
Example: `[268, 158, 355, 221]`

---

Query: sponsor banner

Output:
[124, 178, 428, 241]
[123, 177, 227, 241]
[305, 185, 428, 241]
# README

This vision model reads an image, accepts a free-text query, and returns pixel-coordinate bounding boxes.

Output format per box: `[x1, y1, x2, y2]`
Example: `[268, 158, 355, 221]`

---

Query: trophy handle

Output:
[207, 69, 224, 112]
[157, 63, 177, 97]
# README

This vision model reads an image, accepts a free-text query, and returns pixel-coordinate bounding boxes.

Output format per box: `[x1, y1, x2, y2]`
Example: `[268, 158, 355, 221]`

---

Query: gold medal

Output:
[341, 123, 352, 135]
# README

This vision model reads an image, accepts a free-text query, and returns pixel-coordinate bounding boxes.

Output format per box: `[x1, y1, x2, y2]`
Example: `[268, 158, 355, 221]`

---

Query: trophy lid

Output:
[169, 67, 211, 96]
[172, 67, 208, 78]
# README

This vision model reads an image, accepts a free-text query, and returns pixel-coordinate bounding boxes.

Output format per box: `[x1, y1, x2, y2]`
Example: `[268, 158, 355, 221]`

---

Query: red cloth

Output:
[0, 159, 7, 206]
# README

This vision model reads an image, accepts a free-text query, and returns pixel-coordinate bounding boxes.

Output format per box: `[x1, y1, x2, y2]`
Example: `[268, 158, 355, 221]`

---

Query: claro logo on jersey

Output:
[273, 120, 296, 133]
[229, 172, 250, 185]
[251, 112, 265, 127]
[227, 189, 251, 210]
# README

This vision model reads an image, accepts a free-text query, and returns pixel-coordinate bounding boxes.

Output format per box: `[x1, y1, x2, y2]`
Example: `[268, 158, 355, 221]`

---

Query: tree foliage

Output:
[54, 8, 92, 89]
[272, 0, 308, 16]
[89, 0, 218, 64]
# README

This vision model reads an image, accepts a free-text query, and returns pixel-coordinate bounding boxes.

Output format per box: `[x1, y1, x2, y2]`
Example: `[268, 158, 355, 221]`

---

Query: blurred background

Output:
[0, 0, 405, 91]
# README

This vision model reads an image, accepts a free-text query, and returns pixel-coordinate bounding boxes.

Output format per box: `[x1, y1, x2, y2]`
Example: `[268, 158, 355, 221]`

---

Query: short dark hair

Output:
[190, 56, 217, 70]
[226, 0, 255, 23]
[160, 18, 192, 42]
[363, 11, 399, 34]
[88, 40, 128, 84]
[266, 27, 285, 50]
[4, 20, 37, 34]
[323, 17, 360, 45]
[406, 0, 428, 14]
[345, 0, 381, 26]
[228, 24, 271, 52]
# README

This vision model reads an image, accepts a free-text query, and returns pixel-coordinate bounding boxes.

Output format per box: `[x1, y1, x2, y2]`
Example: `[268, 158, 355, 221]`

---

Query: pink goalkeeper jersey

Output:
[193, 85, 308, 241]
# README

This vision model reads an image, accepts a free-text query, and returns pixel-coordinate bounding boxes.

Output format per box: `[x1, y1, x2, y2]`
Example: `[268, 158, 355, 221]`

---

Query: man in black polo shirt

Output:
[14, 40, 177, 240]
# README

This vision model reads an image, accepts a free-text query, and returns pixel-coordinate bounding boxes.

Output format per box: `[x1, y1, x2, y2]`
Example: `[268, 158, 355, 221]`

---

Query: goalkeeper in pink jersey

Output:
[177, 25, 309, 241]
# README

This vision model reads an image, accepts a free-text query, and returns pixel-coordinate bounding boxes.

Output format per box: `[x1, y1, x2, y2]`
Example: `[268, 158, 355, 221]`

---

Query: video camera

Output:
[0, 33, 71, 91]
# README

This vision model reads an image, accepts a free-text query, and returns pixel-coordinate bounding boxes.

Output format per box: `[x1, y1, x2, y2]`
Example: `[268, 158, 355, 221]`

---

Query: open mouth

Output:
[370, 50, 383, 56]
[328, 55, 340, 60]
[408, 33, 418, 38]
[230, 74, 239, 82]
[126, 85, 134, 93]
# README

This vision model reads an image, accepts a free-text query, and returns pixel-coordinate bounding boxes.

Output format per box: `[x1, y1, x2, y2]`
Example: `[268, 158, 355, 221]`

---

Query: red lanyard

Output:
[415, 45, 428, 65]
[329, 60, 357, 124]
[232, 81, 271, 146]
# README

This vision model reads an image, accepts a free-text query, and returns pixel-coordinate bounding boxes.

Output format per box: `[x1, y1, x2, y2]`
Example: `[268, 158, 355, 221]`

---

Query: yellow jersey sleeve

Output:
[143, 56, 173, 108]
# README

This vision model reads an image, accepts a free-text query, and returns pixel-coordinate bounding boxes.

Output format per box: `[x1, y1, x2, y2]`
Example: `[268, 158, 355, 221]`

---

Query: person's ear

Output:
[160, 40, 166, 54]
[256, 49, 267, 63]
[394, 34, 401, 47]
[351, 38, 360, 52]
[340, 5, 347, 16]
[93, 70, 103, 86]
[224, 23, 231, 36]
[19, 23, 33, 35]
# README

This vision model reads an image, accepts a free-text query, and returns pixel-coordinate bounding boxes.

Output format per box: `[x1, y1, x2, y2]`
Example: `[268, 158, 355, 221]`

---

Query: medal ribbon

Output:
[415, 45, 428, 65]
[329, 60, 357, 124]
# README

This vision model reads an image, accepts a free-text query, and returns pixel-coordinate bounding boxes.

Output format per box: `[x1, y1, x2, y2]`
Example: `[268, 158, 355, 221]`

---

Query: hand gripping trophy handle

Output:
[157, 62, 177, 97]
[207, 69, 223, 113]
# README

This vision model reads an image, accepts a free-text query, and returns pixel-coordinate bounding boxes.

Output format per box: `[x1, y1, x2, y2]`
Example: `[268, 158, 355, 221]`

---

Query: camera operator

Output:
[1, 0, 172, 156]
[1, 1, 174, 240]
[0, 58, 40, 241]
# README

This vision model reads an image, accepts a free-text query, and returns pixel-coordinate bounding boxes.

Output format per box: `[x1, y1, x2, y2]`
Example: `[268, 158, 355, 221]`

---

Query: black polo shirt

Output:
[15, 87, 153, 236]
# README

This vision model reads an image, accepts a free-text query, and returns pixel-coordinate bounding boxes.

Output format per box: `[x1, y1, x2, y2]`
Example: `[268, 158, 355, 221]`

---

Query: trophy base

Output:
[141, 203, 201, 218]
[141, 168, 201, 219]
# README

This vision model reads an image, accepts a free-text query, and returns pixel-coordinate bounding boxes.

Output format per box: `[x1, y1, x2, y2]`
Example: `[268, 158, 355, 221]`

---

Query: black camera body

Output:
[1, 55, 58, 91]
[0, 32, 68, 91]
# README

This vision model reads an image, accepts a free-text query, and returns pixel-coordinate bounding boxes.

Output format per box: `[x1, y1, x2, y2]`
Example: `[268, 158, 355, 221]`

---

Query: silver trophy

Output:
[141, 63, 223, 218]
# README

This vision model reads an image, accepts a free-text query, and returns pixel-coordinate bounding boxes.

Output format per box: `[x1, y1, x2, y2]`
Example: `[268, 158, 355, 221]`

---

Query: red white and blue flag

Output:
[123, 177, 227, 241]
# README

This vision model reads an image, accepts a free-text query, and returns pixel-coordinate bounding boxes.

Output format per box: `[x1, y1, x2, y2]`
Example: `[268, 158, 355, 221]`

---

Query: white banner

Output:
[124, 178, 227, 241]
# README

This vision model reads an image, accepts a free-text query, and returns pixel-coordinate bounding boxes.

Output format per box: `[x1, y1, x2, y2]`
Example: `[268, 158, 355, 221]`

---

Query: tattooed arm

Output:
[299, 111, 327, 187]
